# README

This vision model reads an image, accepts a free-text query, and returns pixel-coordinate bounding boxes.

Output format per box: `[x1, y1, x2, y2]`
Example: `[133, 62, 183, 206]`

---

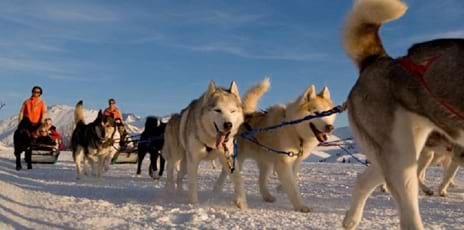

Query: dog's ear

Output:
[229, 81, 240, 98]
[95, 110, 103, 123]
[300, 85, 317, 103]
[206, 80, 216, 96]
[318, 86, 330, 99]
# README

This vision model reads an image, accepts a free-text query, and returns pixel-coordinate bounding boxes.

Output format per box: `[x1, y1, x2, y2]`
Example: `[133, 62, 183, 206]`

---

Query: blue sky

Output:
[0, 0, 463, 127]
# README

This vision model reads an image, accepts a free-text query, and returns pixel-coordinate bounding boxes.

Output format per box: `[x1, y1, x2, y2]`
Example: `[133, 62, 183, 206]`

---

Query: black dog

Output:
[14, 118, 38, 170]
[136, 116, 167, 179]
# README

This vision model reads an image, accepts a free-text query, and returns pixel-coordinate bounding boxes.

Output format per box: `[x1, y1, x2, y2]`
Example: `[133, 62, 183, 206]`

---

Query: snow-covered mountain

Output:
[0, 104, 145, 149]
[0, 107, 363, 164]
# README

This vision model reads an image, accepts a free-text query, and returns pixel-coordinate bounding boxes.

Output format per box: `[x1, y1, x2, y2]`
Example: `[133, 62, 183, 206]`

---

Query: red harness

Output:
[397, 56, 464, 120]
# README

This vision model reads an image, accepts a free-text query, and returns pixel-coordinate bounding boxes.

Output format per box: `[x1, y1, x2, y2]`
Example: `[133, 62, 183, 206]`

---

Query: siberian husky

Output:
[71, 100, 118, 179]
[342, 0, 464, 229]
[214, 79, 336, 212]
[162, 81, 248, 209]
[418, 132, 464, 197]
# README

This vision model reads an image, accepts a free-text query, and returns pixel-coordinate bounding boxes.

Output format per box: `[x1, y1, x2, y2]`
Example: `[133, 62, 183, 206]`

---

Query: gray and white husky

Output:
[342, 0, 464, 229]
[162, 81, 249, 209]
[71, 100, 118, 179]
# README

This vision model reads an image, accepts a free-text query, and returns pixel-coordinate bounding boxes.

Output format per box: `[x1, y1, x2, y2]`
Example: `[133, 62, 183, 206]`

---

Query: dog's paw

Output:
[439, 190, 448, 197]
[276, 184, 284, 193]
[342, 211, 359, 230]
[151, 174, 161, 180]
[423, 188, 434, 196]
[295, 205, 312, 213]
[235, 199, 248, 210]
[262, 194, 276, 203]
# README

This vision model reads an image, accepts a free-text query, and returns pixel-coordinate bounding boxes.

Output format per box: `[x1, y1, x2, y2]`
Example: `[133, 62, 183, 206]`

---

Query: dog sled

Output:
[111, 134, 140, 164]
[30, 143, 61, 164]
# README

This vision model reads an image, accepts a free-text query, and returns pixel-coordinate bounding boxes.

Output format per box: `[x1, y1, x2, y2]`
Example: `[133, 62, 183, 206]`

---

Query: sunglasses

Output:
[33, 91, 41, 94]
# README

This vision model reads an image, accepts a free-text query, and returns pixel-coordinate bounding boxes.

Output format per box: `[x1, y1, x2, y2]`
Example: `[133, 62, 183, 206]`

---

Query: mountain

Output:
[0, 107, 364, 164]
[0, 104, 145, 149]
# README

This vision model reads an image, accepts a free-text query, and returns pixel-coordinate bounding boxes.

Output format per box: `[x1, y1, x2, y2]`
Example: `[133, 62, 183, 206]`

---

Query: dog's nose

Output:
[223, 122, 233, 131]
[325, 124, 334, 133]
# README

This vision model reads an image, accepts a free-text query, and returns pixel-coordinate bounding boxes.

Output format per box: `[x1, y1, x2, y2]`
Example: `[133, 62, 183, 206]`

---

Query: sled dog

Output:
[162, 81, 248, 208]
[342, 0, 464, 229]
[71, 100, 118, 179]
[214, 79, 336, 212]
[136, 116, 167, 179]
[418, 132, 464, 197]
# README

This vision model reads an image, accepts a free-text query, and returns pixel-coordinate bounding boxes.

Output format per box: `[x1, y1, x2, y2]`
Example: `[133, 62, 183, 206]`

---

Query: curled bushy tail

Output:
[242, 78, 270, 114]
[74, 100, 84, 125]
[344, 0, 408, 69]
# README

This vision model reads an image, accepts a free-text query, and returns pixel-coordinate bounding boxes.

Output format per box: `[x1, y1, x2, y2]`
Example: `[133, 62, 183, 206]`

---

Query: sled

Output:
[30, 144, 61, 164]
[111, 150, 138, 164]
[111, 134, 140, 164]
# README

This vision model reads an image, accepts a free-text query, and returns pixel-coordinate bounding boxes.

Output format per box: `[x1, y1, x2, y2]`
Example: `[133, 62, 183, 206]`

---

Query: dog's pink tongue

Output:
[216, 133, 226, 149]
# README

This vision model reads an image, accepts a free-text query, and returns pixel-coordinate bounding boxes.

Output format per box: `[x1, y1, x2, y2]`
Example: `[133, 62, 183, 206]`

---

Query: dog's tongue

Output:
[216, 133, 227, 149]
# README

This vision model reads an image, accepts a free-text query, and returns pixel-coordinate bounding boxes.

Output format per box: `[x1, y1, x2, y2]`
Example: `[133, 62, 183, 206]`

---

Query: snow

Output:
[1, 149, 463, 229]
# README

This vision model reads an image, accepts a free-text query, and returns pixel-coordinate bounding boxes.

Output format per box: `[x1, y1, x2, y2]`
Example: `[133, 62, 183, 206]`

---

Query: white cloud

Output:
[187, 43, 326, 61]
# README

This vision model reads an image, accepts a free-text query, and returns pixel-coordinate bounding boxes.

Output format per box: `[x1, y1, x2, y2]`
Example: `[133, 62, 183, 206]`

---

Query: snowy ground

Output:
[0, 149, 463, 229]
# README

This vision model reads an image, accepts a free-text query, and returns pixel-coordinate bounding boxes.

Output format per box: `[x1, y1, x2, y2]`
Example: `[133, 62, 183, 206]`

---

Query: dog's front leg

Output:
[228, 160, 248, 209]
[186, 153, 200, 204]
[74, 149, 84, 180]
[213, 166, 228, 193]
[275, 159, 309, 212]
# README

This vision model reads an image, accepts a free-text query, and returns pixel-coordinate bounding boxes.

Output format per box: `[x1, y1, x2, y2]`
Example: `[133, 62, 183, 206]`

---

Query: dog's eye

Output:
[214, 109, 222, 113]
[231, 110, 236, 114]
[314, 111, 321, 115]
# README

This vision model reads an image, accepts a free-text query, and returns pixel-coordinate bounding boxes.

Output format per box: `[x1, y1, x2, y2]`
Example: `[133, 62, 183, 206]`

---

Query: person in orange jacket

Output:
[18, 86, 48, 133]
[103, 98, 123, 125]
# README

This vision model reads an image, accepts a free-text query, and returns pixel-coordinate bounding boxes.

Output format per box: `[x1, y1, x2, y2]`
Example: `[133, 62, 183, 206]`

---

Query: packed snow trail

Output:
[0, 150, 463, 229]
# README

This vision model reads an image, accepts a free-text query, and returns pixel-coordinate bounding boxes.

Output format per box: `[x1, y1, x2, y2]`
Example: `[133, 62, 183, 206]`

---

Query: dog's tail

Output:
[343, 0, 408, 69]
[74, 100, 85, 125]
[242, 78, 270, 114]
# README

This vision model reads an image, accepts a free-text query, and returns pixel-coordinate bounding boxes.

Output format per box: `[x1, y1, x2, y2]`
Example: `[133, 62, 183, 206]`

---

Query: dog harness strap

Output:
[397, 55, 464, 120]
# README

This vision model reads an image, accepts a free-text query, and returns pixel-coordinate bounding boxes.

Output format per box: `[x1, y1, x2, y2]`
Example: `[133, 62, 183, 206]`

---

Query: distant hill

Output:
[0, 107, 364, 164]
[0, 104, 145, 149]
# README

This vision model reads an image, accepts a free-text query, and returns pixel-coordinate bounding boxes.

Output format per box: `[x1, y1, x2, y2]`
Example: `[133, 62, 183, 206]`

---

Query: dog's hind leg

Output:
[258, 161, 276, 203]
[136, 148, 146, 175]
[438, 161, 459, 197]
[417, 149, 435, 196]
[176, 159, 187, 193]
[275, 159, 309, 212]
[158, 155, 166, 178]
[382, 114, 432, 230]
[343, 165, 384, 230]
[165, 157, 178, 192]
